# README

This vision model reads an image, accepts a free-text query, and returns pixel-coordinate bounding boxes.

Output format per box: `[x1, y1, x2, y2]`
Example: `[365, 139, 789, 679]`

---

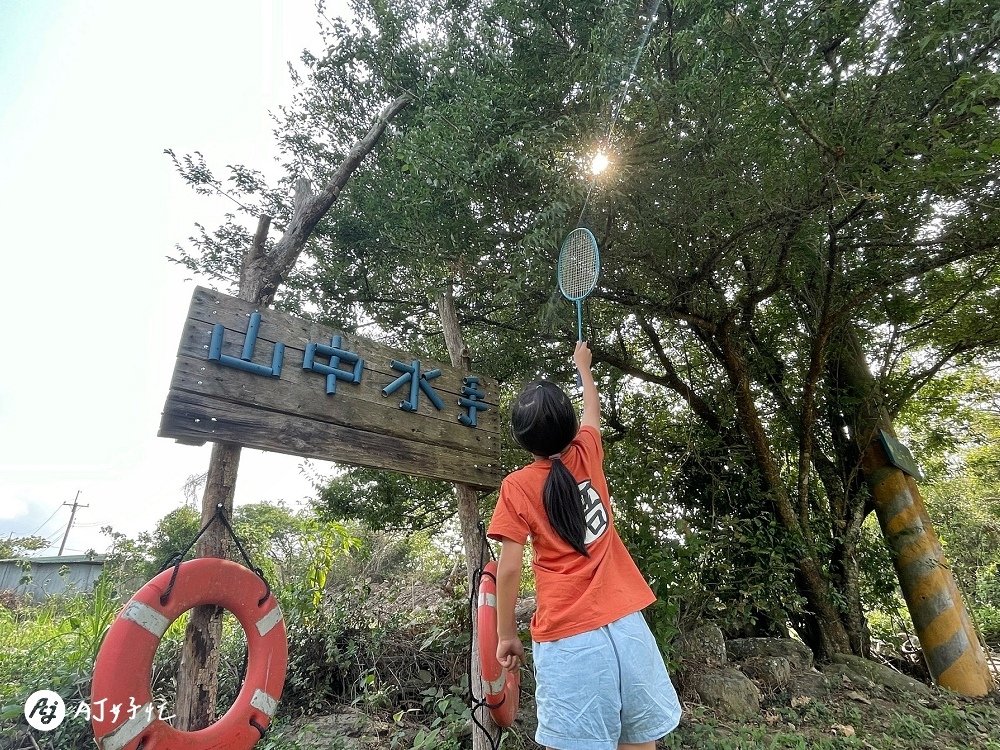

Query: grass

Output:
[3, 574, 999, 750]
[659, 691, 1000, 750]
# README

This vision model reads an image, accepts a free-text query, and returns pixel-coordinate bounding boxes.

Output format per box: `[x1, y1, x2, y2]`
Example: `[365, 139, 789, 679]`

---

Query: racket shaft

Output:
[575, 301, 583, 386]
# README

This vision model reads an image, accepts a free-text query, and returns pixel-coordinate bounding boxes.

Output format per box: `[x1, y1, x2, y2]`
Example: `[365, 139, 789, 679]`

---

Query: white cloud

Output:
[0, 497, 29, 522]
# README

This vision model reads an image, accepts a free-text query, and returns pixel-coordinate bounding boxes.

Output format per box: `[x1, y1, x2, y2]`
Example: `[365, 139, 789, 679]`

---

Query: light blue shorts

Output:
[532, 611, 682, 750]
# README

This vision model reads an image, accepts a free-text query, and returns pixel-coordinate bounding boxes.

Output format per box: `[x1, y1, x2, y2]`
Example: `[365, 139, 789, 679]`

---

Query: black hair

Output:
[510, 380, 589, 556]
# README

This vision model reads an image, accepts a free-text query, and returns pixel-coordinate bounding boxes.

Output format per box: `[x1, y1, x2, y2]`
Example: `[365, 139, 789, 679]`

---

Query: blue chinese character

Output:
[302, 335, 364, 395]
[382, 359, 445, 412]
[458, 376, 489, 428]
[208, 311, 284, 377]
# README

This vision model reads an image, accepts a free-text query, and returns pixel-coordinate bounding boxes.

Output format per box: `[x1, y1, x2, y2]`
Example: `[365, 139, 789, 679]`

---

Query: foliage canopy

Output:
[171, 0, 1000, 656]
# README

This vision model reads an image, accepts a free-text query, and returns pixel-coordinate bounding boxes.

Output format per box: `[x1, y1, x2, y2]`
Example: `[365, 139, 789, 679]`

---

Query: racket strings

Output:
[558, 234, 599, 299]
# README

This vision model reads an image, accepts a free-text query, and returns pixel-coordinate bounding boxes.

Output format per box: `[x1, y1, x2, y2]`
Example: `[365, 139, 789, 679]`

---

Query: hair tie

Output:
[549, 454, 562, 461]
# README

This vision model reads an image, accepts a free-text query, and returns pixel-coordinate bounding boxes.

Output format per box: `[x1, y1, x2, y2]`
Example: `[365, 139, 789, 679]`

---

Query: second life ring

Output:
[476, 560, 520, 728]
[91, 557, 288, 750]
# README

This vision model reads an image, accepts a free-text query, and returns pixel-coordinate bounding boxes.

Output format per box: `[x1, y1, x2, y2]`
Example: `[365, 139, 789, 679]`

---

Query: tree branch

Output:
[253, 91, 414, 305]
[635, 316, 726, 434]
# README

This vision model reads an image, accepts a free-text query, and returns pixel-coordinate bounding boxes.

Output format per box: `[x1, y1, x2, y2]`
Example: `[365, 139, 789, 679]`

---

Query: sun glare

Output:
[590, 152, 610, 175]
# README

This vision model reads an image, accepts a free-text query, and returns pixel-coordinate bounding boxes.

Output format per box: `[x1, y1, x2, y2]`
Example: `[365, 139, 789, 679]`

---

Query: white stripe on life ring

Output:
[250, 688, 279, 718]
[478, 592, 497, 608]
[121, 601, 170, 639]
[484, 674, 505, 695]
[255, 606, 283, 637]
[97, 703, 154, 750]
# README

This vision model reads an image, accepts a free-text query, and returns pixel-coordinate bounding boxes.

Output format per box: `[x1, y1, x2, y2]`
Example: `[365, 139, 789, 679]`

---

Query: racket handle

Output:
[575, 301, 584, 388]
[576, 300, 583, 388]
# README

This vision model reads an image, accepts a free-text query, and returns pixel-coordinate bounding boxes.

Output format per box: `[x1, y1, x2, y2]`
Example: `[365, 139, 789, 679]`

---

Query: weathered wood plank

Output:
[160, 390, 503, 490]
[168, 352, 498, 458]
[184, 286, 498, 405]
[160, 286, 503, 489]
[170, 316, 500, 437]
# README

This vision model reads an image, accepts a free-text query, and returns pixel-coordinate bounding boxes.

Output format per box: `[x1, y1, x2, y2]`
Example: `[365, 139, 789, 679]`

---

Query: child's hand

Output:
[497, 636, 524, 670]
[573, 340, 593, 373]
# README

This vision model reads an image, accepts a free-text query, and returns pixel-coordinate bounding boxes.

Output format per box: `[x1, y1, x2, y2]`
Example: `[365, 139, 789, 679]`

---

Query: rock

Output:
[290, 709, 389, 750]
[820, 663, 879, 693]
[291, 714, 364, 750]
[829, 653, 933, 695]
[787, 668, 832, 699]
[689, 667, 762, 717]
[727, 637, 814, 670]
[830, 723, 856, 737]
[515, 596, 536, 628]
[741, 656, 792, 690]
[677, 623, 728, 667]
[844, 690, 873, 704]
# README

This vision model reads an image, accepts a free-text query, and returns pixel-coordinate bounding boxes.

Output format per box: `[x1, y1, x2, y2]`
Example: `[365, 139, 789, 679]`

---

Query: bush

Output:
[971, 605, 1000, 646]
[0, 577, 120, 749]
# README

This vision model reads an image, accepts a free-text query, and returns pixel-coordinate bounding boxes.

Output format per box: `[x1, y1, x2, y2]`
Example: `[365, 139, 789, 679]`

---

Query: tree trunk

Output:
[174, 92, 413, 729]
[174, 441, 242, 729]
[717, 328, 853, 657]
[833, 325, 993, 696]
[832, 536, 870, 657]
[438, 283, 501, 750]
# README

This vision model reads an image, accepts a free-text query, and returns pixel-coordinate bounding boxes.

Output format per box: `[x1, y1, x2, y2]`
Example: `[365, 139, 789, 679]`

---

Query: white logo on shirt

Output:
[579, 480, 609, 544]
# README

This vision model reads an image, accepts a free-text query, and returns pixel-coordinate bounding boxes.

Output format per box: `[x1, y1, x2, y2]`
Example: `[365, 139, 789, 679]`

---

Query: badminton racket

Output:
[557, 227, 601, 384]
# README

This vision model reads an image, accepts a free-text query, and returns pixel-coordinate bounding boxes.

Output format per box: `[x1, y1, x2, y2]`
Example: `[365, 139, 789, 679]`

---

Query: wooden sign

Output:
[159, 287, 502, 490]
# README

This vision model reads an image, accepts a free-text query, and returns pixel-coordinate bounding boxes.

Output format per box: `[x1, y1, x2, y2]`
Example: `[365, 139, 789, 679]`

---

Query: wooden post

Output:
[174, 441, 242, 729]
[173, 93, 413, 729]
[438, 282, 502, 750]
[175, 213, 271, 730]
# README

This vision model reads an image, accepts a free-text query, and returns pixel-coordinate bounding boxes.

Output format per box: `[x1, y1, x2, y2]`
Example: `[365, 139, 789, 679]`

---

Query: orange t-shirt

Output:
[487, 425, 655, 642]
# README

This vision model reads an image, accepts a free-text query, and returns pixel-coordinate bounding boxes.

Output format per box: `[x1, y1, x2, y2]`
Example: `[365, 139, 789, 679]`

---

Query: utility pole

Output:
[837, 327, 993, 696]
[58, 490, 88, 556]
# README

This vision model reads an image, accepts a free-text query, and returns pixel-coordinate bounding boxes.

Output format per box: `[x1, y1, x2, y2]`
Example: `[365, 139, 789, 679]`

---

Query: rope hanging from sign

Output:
[153, 503, 274, 705]
[157, 503, 272, 607]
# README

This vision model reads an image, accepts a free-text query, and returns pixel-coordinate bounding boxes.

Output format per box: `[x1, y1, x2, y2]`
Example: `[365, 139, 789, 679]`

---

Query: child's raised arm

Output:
[574, 341, 600, 431]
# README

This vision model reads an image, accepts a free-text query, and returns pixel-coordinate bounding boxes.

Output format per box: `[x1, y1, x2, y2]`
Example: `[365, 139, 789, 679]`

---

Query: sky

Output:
[0, 0, 349, 556]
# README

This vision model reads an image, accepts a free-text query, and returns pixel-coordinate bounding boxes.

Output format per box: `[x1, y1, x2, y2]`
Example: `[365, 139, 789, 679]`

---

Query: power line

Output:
[45, 525, 68, 543]
[29, 505, 63, 536]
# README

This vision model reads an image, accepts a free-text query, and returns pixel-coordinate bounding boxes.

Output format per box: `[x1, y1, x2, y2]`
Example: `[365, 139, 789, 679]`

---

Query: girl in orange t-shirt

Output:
[487, 341, 681, 750]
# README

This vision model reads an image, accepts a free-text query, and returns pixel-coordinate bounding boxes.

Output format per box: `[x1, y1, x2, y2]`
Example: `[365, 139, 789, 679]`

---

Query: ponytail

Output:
[543, 457, 589, 556]
[510, 379, 587, 555]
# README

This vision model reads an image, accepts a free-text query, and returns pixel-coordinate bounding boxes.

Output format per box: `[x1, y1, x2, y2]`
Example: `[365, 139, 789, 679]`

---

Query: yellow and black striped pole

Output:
[863, 436, 993, 696]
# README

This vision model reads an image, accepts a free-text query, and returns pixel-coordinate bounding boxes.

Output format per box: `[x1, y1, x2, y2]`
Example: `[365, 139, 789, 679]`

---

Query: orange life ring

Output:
[476, 560, 520, 728]
[91, 557, 287, 750]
